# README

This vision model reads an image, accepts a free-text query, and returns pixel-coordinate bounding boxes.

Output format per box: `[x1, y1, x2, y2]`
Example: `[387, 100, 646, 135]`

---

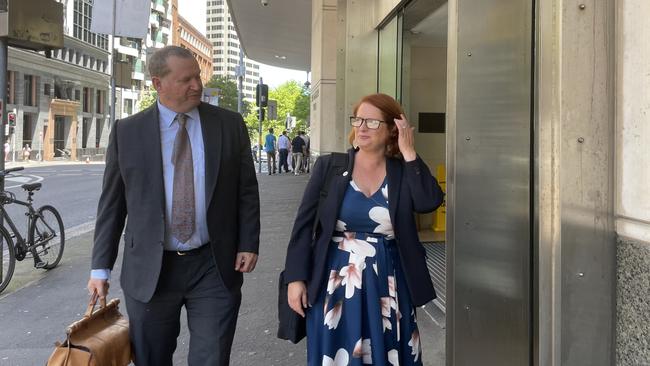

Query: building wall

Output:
[175, 14, 213, 85]
[615, 0, 650, 364]
[7, 47, 110, 161]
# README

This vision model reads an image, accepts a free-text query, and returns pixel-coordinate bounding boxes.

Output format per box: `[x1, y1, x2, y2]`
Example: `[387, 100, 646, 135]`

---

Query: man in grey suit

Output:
[87, 46, 260, 365]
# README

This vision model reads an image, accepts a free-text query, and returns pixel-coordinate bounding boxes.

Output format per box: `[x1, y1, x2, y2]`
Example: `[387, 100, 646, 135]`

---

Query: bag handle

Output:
[84, 290, 107, 318]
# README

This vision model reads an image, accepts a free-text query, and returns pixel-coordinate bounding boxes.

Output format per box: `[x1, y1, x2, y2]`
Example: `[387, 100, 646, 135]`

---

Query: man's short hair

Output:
[148, 46, 195, 78]
[269, 128, 274, 133]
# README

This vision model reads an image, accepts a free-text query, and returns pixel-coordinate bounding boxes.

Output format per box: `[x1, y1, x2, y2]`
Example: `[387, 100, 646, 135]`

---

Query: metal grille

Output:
[423, 241, 446, 310]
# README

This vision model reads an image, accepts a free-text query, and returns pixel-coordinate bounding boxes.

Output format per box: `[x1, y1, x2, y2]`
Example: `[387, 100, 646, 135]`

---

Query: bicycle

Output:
[0, 167, 65, 293]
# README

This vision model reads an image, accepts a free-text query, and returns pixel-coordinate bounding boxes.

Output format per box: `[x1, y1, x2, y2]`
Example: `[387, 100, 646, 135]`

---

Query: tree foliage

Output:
[205, 75, 251, 116]
[138, 90, 157, 111]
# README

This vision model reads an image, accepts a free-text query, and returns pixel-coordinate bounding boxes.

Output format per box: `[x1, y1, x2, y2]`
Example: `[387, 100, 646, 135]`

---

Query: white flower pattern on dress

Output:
[352, 338, 373, 364]
[327, 270, 343, 294]
[339, 253, 365, 299]
[369, 206, 394, 239]
[408, 329, 421, 362]
[324, 299, 343, 330]
[323, 348, 350, 366]
[388, 349, 400, 366]
[333, 232, 377, 258]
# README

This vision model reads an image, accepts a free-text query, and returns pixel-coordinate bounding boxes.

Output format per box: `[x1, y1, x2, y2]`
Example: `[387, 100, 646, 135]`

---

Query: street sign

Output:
[202, 88, 220, 106]
[267, 100, 277, 120]
[0, 0, 64, 51]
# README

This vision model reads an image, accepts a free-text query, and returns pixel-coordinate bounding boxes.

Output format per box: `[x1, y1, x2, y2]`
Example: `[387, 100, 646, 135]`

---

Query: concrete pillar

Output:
[615, 0, 650, 364]
[309, 0, 339, 155]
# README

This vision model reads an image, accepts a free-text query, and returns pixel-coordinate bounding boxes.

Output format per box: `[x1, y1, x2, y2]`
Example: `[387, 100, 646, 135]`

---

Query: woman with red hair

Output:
[284, 93, 443, 365]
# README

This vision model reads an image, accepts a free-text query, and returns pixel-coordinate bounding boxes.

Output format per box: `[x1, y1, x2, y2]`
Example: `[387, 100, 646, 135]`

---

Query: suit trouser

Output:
[278, 149, 289, 172]
[124, 247, 242, 366]
[292, 152, 303, 174]
[266, 151, 276, 173]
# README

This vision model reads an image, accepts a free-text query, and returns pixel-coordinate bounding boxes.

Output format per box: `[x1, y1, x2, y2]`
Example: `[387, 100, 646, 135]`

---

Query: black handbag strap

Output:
[311, 152, 349, 240]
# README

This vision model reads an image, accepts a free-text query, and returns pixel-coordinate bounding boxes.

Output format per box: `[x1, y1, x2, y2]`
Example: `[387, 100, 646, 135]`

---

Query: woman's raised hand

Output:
[394, 114, 416, 161]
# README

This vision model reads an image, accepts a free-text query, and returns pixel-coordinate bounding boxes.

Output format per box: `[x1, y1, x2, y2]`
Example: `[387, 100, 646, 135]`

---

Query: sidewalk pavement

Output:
[0, 172, 445, 365]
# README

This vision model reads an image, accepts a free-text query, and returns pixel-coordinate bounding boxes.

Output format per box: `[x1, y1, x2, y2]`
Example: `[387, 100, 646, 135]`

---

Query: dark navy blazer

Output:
[284, 148, 444, 307]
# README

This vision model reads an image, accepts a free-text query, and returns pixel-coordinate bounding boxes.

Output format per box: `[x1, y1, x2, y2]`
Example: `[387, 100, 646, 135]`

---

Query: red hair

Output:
[348, 93, 404, 158]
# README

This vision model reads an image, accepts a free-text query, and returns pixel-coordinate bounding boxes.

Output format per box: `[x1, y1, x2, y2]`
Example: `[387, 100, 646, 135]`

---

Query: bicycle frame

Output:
[0, 196, 37, 253]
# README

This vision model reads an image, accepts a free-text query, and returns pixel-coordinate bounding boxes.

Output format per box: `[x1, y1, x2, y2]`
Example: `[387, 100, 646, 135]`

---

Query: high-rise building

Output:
[205, 0, 260, 101]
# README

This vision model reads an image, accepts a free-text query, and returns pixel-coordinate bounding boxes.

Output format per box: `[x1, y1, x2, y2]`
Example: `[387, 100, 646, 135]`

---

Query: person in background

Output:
[278, 131, 291, 173]
[87, 46, 260, 366]
[283, 93, 444, 365]
[299, 131, 310, 173]
[265, 128, 277, 175]
[290, 132, 306, 176]
[22, 144, 32, 161]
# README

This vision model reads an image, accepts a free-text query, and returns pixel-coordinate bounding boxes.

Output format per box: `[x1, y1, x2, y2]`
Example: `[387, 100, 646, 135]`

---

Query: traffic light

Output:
[8, 112, 16, 127]
[8, 126, 14, 135]
[256, 84, 268, 107]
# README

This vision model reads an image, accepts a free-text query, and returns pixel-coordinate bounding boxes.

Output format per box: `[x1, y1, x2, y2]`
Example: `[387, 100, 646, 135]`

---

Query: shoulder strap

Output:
[312, 152, 349, 240]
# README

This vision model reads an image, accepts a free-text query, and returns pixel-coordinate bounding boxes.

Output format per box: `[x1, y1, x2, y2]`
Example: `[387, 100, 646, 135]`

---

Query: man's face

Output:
[153, 56, 203, 113]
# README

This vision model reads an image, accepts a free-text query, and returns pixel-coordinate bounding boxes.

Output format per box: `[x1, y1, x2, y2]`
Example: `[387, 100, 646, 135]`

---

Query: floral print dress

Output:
[306, 178, 422, 366]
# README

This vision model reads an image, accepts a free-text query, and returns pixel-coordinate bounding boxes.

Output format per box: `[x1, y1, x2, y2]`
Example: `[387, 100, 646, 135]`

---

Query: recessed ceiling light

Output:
[274, 54, 287, 60]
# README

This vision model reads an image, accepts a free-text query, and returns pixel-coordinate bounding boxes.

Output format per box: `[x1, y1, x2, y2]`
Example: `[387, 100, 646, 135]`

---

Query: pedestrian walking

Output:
[300, 131, 310, 173]
[87, 46, 260, 366]
[22, 144, 32, 161]
[265, 128, 277, 175]
[283, 93, 444, 365]
[291, 133, 306, 176]
[278, 131, 291, 173]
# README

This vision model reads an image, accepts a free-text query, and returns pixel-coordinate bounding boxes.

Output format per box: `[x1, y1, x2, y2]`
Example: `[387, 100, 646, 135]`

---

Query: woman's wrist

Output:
[402, 150, 416, 162]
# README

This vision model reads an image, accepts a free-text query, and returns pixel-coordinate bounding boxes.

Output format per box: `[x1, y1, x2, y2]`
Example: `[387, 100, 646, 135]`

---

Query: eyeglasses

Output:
[349, 116, 385, 129]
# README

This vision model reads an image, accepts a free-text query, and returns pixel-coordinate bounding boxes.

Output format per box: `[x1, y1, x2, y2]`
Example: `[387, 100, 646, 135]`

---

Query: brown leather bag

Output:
[47, 293, 132, 366]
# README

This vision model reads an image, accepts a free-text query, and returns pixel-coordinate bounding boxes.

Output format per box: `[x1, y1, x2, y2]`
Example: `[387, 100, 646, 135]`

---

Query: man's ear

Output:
[151, 77, 161, 91]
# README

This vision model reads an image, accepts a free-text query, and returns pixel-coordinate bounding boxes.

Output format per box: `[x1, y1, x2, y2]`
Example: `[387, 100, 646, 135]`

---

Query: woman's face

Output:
[353, 102, 390, 153]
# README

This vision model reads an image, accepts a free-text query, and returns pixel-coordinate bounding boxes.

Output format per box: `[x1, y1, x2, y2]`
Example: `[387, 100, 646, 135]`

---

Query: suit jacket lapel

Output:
[145, 105, 166, 214]
[386, 157, 402, 227]
[199, 103, 222, 206]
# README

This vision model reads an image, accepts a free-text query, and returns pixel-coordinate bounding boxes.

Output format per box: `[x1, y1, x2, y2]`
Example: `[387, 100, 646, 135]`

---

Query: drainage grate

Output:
[423, 241, 446, 310]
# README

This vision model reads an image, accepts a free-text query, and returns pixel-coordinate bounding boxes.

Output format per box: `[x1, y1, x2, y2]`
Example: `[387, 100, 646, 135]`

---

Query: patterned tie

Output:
[171, 113, 195, 243]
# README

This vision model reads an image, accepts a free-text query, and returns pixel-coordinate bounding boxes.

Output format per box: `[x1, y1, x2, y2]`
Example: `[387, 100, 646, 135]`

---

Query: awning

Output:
[227, 0, 311, 71]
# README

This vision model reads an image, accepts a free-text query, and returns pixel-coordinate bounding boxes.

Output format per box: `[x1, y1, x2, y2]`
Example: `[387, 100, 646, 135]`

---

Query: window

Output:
[75, 89, 81, 101]
[96, 90, 105, 114]
[7, 71, 15, 104]
[83, 87, 91, 113]
[95, 118, 105, 148]
[124, 99, 133, 116]
[22, 114, 34, 149]
[73, 0, 109, 50]
[82, 118, 91, 148]
[23, 75, 37, 107]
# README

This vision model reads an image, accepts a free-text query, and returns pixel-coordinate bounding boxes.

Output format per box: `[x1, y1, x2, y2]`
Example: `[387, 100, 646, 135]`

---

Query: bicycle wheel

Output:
[0, 226, 16, 293]
[30, 205, 65, 270]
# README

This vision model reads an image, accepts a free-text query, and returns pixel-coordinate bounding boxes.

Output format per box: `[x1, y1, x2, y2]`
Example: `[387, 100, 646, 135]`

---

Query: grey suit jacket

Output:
[91, 102, 260, 303]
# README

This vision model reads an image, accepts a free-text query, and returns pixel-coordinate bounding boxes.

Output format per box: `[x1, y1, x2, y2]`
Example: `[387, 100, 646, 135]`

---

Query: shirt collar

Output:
[157, 100, 201, 128]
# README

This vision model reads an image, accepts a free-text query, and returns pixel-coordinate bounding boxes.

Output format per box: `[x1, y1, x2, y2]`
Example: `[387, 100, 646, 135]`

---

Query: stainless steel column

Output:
[446, 0, 534, 364]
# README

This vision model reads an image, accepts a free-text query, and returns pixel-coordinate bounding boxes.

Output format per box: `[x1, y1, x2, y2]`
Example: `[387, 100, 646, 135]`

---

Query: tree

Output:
[268, 81, 311, 133]
[138, 90, 157, 111]
[205, 75, 251, 115]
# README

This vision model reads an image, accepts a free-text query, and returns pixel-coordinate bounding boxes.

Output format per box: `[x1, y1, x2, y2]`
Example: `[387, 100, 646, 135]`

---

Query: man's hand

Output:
[234, 252, 258, 272]
[288, 281, 308, 317]
[87, 278, 110, 298]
